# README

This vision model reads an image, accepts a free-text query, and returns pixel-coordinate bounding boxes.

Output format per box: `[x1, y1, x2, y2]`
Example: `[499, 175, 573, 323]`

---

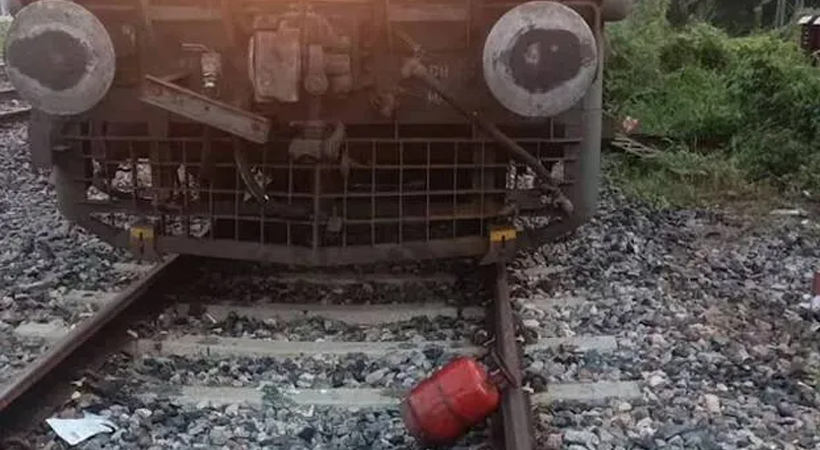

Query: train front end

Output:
[5, 0, 630, 266]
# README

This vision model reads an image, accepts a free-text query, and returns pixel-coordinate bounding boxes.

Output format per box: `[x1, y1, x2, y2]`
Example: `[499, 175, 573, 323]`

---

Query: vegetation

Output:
[605, 0, 820, 208]
[0, 17, 9, 57]
[667, 0, 820, 35]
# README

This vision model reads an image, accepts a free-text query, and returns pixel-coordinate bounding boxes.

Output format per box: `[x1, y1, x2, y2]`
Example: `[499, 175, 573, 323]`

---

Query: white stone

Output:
[647, 374, 666, 388]
[702, 394, 721, 413]
[616, 401, 633, 412]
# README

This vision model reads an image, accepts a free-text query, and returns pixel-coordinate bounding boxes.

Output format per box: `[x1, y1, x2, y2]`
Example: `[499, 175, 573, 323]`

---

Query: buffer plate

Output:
[4, 0, 115, 116]
[482, 1, 598, 118]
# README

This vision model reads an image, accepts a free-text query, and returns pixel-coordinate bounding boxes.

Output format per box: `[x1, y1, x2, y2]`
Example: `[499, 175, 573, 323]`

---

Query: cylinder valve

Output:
[482, 1, 599, 118]
[4, 0, 116, 116]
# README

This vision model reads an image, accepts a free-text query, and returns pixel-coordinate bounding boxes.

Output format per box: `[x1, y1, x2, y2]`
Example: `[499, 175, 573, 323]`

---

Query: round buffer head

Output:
[482, 1, 599, 118]
[4, 0, 116, 116]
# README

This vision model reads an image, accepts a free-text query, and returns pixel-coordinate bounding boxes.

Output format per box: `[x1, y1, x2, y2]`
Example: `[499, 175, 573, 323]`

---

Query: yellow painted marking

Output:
[490, 227, 517, 243]
[130, 225, 155, 240]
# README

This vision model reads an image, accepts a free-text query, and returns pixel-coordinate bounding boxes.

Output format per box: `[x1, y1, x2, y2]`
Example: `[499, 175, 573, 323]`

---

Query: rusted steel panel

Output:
[145, 5, 221, 21]
[84, 4, 222, 22]
[386, 3, 470, 22]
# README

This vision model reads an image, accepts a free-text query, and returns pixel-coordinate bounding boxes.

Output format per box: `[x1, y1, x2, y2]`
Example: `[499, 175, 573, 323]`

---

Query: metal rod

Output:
[401, 58, 573, 215]
[0, 87, 19, 102]
[490, 263, 533, 450]
[0, 107, 31, 122]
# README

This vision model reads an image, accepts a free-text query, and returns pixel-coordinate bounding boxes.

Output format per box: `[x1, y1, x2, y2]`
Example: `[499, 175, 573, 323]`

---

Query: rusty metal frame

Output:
[39, 0, 605, 267]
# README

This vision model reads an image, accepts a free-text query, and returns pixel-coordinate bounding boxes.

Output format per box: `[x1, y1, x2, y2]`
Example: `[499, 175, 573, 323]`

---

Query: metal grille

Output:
[66, 119, 580, 249]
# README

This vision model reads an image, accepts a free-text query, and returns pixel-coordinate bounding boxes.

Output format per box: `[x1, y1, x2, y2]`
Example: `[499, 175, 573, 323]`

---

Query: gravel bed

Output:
[0, 124, 136, 328]
[523, 348, 639, 390]
[111, 341, 496, 391]
[114, 352, 456, 391]
[0, 331, 48, 385]
[113, 345, 635, 394]
[169, 259, 486, 306]
[32, 394, 491, 450]
[0, 123, 137, 391]
[515, 185, 820, 450]
[165, 312, 485, 343]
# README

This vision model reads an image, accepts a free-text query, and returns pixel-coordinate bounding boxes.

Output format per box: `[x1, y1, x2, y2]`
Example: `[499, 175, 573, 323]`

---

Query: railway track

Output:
[0, 63, 30, 123]
[0, 258, 179, 438]
[0, 255, 640, 449]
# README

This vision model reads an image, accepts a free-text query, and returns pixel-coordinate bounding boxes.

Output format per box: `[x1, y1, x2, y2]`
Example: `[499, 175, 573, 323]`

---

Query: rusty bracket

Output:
[288, 121, 346, 162]
[480, 225, 518, 265]
[140, 74, 271, 144]
[129, 221, 160, 262]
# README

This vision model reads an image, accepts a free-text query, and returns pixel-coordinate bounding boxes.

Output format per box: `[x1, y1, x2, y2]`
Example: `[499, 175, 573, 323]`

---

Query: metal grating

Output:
[66, 120, 580, 249]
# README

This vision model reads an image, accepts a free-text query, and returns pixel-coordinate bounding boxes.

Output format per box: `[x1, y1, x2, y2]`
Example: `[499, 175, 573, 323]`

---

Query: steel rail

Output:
[0, 255, 189, 443]
[0, 87, 19, 102]
[0, 106, 30, 122]
[489, 263, 534, 450]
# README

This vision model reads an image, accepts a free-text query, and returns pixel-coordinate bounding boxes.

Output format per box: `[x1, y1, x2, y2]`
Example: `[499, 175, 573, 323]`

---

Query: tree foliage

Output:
[668, 0, 820, 35]
[605, 0, 820, 195]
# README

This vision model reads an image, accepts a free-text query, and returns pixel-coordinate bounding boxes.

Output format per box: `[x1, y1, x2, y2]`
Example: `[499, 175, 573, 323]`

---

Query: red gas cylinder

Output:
[400, 357, 502, 447]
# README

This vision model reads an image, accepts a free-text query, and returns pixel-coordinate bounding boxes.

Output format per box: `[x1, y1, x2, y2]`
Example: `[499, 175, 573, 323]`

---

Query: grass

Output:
[0, 18, 9, 58]
[603, 0, 820, 210]
[603, 150, 778, 211]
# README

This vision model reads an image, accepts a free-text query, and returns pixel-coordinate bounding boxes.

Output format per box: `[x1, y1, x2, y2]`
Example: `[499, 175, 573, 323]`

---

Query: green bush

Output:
[619, 65, 741, 144]
[605, 0, 820, 200]
[0, 19, 9, 57]
[732, 129, 820, 192]
[658, 23, 730, 72]
[606, 147, 759, 209]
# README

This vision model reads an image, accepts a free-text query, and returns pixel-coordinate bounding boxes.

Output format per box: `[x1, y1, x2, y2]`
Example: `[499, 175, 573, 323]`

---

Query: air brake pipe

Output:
[400, 58, 574, 215]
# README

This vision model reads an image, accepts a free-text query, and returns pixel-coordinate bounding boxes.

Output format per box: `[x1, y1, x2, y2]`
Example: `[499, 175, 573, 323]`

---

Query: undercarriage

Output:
[6, 0, 627, 265]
